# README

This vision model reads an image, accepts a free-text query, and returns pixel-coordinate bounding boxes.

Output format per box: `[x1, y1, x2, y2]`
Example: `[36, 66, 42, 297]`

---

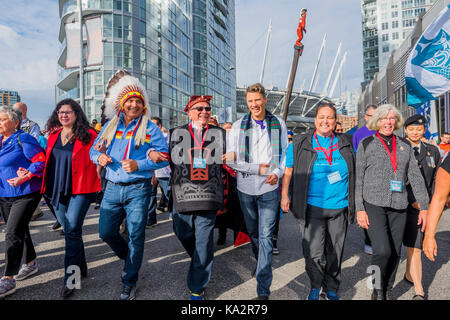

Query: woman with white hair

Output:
[355, 104, 429, 300]
[0, 107, 45, 298]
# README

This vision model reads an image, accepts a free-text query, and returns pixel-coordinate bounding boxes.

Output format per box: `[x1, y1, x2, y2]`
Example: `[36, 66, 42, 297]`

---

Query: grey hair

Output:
[365, 104, 377, 115]
[0, 106, 22, 126]
[367, 104, 403, 131]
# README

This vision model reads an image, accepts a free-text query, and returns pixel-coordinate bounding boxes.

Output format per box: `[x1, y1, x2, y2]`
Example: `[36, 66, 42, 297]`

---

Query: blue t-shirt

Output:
[286, 134, 349, 209]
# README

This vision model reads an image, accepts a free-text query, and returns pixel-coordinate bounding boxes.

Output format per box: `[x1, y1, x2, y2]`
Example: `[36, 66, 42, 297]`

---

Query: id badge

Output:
[390, 180, 402, 192]
[327, 171, 342, 184]
[426, 156, 436, 168]
[193, 157, 207, 169]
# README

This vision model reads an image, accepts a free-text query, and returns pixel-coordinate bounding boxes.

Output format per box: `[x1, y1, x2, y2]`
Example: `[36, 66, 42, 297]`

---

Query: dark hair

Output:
[246, 83, 266, 98]
[315, 102, 337, 119]
[336, 121, 342, 126]
[365, 104, 377, 114]
[442, 132, 449, 135]
[92, 119, 98, 124]
[46, 98, 92, 145]
[151, 116, 162, 127]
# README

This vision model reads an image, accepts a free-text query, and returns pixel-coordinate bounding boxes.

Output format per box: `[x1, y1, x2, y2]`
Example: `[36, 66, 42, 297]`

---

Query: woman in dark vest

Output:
[281, 102, 355, 300]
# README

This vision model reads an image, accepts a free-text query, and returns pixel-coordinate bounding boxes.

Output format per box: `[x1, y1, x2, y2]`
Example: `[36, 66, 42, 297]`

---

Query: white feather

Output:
[104, 75, 150, 120]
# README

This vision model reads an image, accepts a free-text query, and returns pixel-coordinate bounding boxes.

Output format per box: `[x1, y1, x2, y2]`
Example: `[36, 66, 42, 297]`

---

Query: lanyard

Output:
[122, 115, 143, 161]
[376, 132, 397, 173]
[313, 130, 334, 166]
[189, 123, 209, 150]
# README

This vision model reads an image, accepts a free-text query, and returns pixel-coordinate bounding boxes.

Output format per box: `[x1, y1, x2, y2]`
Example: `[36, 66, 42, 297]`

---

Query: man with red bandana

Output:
[169, 95, 226, 300]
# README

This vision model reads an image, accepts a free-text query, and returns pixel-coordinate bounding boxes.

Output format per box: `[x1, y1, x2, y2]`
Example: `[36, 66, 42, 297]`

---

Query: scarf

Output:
[238, 110, 282, 166]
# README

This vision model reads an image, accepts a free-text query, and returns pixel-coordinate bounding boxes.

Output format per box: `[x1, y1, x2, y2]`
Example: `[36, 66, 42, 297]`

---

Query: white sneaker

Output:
[364, 245, 373, 255]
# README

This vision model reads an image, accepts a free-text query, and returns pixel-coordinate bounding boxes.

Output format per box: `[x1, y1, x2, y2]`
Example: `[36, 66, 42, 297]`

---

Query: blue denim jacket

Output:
[90, 114, 168, 183]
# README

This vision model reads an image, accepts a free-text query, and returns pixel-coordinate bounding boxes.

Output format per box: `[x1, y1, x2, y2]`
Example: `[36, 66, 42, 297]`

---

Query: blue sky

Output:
[0, 0, 363, 127]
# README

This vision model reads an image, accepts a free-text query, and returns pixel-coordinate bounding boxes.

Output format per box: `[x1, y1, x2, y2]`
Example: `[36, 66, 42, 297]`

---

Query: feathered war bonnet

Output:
[97, 73, 151, 153]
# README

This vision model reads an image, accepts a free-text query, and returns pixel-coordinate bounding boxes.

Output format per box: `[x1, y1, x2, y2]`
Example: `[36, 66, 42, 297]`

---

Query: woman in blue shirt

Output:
[0, 107, 45, 298]
[281, 103, 355, 300]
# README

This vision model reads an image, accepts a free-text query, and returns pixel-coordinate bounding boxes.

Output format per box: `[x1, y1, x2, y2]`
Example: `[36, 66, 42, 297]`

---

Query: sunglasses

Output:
[191, 106, 212, 112]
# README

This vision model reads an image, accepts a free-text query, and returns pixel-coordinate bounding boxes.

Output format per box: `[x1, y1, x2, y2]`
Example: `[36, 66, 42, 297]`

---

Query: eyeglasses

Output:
[335, 129, 344, 133]
[58, 111, 74, 116]
[380, 117, 396, 122]
[191, 106, 211, 112]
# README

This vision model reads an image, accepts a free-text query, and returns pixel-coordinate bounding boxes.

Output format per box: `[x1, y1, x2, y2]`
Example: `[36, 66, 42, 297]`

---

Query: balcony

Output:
[57, 68, 79, 91]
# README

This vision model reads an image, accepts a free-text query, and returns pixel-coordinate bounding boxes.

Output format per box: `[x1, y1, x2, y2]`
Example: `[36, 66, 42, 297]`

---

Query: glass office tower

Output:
[56, 0, 236, 127]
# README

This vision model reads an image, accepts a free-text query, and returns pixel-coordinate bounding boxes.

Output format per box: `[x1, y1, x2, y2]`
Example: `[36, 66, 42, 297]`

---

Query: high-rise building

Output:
[0, 89, 21, 107]
[56, 0, 236, 127]
[361, 0, 436, 87]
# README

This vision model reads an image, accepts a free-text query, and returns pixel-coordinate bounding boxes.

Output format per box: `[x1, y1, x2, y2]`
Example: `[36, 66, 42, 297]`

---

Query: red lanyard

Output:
[376, 132, 397, 173]
[189, 123, 209, 149]
[314, 130, 334, 166]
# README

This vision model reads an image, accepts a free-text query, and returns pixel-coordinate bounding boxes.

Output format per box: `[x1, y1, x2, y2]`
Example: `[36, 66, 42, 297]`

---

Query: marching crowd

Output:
[0, 71, 449, 301]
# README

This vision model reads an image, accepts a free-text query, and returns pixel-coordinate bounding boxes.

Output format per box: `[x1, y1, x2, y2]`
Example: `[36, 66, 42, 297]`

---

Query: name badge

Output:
[426, 156, 436, 168]
[390, 180, 402, 192]
[327, 171, 342, 184]
[193, 157, 207, 169]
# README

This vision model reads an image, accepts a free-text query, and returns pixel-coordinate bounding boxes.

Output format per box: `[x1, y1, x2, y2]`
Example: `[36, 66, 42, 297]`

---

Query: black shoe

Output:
[252, 267, 256, 278]
[60, 285, 74, 298]
[146, 221, 157, 229]
[94, 205, 100, 210]
[371, 289, 385, 300]
[272, 240, 279, 255]
[118, 285, 136, 300]
[403, 274, 414, 285]
[385, 289, 394, 300]
[217, 234, 226, 245]
[30, 209, 43, 221]
[52, 221, 61, 230]
[156, 206, 167, 212]
[257, 295, 269, 300]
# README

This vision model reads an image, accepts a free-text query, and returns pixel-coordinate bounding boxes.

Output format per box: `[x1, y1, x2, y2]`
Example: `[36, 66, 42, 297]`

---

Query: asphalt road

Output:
[1, 204, 449, 300]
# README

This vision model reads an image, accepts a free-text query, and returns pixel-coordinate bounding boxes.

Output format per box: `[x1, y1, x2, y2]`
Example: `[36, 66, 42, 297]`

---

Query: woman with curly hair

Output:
[41, 98, 101, 298]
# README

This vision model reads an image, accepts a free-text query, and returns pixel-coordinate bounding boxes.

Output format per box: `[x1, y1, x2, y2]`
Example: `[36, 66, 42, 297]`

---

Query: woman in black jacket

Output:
[281, 102, 355, 300]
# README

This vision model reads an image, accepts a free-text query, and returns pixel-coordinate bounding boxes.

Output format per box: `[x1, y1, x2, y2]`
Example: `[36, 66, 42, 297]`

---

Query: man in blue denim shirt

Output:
[90, 74, 168, 300]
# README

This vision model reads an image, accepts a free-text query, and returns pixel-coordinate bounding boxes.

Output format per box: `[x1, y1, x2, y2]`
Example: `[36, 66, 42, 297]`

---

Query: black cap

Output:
[404, 114, 427, 128]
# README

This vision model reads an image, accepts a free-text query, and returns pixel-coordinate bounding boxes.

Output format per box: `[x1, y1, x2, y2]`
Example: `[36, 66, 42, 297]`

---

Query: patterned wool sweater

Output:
[169, 124, 226, 213]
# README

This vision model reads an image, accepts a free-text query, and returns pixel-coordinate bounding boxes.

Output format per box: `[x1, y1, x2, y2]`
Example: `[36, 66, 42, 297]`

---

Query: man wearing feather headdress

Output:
[90, 72, 168, 300]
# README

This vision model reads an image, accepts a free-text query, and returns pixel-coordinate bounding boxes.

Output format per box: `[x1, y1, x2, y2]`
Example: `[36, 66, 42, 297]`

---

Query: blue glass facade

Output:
[56, 0, 236, 126]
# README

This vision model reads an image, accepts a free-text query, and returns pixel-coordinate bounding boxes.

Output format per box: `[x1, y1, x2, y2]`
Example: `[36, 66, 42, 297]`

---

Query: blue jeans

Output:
[147, 177, 170, 224]
[53, 193, 95, 284]
[99, 180, 151, 287]
[172, 210, 216, 294]
[238, 189, 279, 296]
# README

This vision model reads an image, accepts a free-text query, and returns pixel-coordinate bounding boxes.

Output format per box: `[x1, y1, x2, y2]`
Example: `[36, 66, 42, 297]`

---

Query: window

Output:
[382, 45, 389, 53]
[392, 20, 399, 28]
[114, 42, 122, 68]
[123, 15, 132, 41]
[123, 44, 132, 68]
[392, 11, 398, 18]
[194, 16, 206, 33]
[113, 0, 122, 10]
[169, 1, 177, 21]
[194, 50, 207, 68]
[180, 33, 190, 52]
[381, 22, 389, 30]
[179, 51, 190, 72]
[392, 32, 399, 40]
[104, 42, 113, 68]
[194, 66, 207, 85]
[194, 33, 206, 51]
[113, 14, 122, 39]
[103, 14, 113, 38]
[382, 34, 389, 41]
[169, 42, 177, 64]
[180, 73, 191, 92]
[139, 20, 146, 45]
[168, 21, 177, 42]
[169, 65, 177, 85]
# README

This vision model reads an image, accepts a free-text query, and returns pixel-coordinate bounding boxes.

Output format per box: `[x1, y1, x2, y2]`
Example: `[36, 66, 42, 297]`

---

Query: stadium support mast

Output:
[282, 8, 307, 122]
[259, 19, 272, 84]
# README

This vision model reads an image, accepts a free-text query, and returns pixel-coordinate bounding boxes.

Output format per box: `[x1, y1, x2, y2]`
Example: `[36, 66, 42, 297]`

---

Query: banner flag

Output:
[405, 4, 450, 108]
[85, 16, 103, 66]
[65, 20, 81, 68]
